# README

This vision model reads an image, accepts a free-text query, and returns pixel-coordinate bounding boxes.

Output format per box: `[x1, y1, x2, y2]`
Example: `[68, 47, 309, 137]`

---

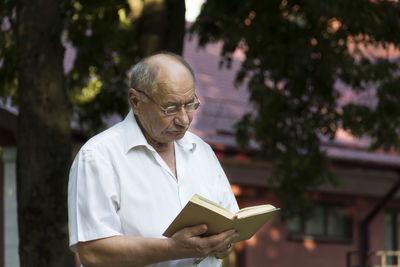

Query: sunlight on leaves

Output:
[128, 0, 144, 20]
[118, 8, 132, 29]
[76, 76, 102, 103]
[73, 1, 83, 11]
[72, 66, 103, 103]
[113, 54, 121, 64]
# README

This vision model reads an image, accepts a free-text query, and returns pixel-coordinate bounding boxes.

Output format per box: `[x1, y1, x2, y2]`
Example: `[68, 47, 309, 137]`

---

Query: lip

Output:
[170, 131, 185, 135]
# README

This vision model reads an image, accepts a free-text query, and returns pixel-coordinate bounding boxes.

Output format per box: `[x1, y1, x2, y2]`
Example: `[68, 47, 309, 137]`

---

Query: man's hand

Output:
[214, 242, 233, 259]
[168, 224, 238, 260]
[213, 214, 237, 259]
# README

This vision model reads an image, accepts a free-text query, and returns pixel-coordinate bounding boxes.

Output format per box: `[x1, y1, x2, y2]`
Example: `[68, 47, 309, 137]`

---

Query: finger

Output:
[215, 243, 233, 259]
[182, 224, 208, 237]
[215, 242, 232, 254]
[218, 229, 238, 242]
[201, 229, 237, 250]
[211, 230, 238, 252]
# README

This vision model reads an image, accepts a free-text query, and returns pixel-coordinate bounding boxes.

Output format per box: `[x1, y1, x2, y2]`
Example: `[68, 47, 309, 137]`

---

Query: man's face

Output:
[133, 61, 195, 145]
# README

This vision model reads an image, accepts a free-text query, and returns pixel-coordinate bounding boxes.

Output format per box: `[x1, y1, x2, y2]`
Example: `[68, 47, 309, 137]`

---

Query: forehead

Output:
[153, 59, 195, 102]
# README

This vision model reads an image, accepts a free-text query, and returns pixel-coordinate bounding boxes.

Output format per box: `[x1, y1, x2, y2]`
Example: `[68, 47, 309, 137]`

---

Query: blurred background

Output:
[1, 0, 400, 266]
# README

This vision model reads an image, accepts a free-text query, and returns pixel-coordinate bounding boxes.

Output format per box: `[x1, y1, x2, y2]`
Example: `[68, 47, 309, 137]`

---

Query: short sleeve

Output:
[68, 148, 122, 252]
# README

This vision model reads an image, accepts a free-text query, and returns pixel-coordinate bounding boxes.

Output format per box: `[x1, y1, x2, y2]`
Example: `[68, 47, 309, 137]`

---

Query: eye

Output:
[184, 102, 200, 112]
[165, 106, 179, 115]
[185, 102, 195, 108]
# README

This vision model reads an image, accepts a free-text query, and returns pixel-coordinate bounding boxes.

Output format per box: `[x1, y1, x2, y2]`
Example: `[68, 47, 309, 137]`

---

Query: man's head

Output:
[129, 52, 198, 148]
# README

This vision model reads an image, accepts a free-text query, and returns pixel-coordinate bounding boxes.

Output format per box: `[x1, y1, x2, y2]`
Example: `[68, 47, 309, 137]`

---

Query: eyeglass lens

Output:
[164, 102, 200, 115]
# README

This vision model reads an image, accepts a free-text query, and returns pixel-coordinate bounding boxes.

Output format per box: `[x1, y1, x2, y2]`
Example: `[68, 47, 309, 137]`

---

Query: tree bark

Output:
[138, 0, 186, 56]
[165, 0, 186, 54]
[16, 0, 73, 266]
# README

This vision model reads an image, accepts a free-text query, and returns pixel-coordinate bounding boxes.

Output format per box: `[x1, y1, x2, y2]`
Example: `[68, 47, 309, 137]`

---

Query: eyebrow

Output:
[163, 96, 195, 107]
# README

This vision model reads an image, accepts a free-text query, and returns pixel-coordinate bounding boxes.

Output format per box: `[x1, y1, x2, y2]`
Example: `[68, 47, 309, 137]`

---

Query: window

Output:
[287, 204, 352, 242]
[385, 211, 400, 264]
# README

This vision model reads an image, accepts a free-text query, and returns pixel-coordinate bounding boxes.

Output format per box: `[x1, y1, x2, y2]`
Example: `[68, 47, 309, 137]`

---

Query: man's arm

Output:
[78, 224, 238, 267]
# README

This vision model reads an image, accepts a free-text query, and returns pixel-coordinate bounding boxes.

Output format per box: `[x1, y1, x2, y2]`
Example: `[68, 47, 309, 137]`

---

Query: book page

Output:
[163, 194, 279, 242]
[191, 194, 234, 218]
[163, 198, 234, 237]
[235, 204, 277, 219]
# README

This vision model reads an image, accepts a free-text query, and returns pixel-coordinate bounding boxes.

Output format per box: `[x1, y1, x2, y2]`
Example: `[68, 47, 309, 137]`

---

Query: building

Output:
[1, 36, 399, 267]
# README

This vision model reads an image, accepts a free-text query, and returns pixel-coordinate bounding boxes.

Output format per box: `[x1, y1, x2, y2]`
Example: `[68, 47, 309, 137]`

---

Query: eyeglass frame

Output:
[134, 89, 201, 116]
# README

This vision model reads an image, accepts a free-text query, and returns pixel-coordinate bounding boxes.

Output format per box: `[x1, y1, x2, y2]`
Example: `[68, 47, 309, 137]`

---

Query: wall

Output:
[221, 158, 400, 267]
[2, 147, 19, 267]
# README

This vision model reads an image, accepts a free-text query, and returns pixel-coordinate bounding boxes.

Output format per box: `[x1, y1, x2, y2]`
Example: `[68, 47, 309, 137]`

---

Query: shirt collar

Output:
[176, 133, 197, 152]
[122, 110, 153, 153]
[122, 110, 197, 153]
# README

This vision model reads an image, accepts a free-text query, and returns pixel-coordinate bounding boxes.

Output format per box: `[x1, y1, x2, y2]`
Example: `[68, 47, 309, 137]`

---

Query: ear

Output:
[128, 88, 141, 115]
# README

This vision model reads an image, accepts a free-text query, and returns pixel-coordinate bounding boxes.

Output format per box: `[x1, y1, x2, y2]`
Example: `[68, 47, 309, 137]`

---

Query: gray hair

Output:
[129, 52, 195, 98]
[129, 59, 159, 97]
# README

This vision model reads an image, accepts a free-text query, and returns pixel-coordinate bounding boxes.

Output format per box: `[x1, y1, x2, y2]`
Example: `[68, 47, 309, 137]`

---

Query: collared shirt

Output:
[68, 111, 239, 267]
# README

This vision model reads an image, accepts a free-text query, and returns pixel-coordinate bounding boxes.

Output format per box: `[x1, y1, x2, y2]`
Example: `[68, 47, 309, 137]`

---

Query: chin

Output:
[170, 131, 186, 140]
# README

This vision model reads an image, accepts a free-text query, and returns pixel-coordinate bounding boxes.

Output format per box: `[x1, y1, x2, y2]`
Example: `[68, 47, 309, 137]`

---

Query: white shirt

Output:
[68, 111, 239, 267]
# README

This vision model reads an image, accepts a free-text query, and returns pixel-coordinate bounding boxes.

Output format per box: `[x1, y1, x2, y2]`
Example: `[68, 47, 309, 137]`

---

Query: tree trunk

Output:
[16, 0, 73, 266]
[138, 0, 186, 56]
[165, 0, 186, 54]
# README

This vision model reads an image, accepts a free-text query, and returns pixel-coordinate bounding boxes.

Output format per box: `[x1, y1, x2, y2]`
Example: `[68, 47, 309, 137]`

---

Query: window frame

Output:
[385, 209, 400, 265]
[287, 203, 353, 243]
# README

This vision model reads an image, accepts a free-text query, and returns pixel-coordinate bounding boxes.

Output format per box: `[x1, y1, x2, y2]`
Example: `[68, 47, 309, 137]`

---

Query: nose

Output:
[174, 107, 190, 127]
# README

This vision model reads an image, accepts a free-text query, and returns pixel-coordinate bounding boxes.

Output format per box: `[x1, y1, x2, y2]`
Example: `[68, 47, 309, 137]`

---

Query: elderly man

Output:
[68, 52, 239, 267]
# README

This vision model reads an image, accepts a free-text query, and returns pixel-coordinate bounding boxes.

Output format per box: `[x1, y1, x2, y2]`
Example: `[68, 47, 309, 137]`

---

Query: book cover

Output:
[163, 194, 279, 243]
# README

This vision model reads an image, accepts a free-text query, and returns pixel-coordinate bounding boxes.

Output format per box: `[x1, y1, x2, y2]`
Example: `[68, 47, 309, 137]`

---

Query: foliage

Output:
[191, 0, 400, 218]
[0, 0, 18, 104]
[0, 0, 137, 134]
[1, 0, 185, 136]
[1, 1, 185, 266]
[63, 0, 139, 135]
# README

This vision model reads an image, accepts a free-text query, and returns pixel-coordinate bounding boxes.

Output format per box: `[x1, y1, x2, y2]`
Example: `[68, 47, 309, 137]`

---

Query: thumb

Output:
[185, 224, 208, 237]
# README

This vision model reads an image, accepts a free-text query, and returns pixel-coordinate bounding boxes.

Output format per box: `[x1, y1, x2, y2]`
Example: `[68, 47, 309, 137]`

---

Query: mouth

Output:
[170, 130, 186, 135]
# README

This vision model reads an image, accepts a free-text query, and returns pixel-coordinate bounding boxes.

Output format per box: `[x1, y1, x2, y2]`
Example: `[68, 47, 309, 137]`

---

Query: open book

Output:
[163, 194, 279, 243]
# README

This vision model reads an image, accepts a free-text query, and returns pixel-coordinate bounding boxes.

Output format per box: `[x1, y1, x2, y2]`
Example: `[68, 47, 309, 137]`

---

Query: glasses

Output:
[135, 89, 201, 116]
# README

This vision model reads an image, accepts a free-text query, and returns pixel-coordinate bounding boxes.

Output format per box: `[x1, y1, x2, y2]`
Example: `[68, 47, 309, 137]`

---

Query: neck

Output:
[135, 115, 173, 153]
[146, 138, 173, 153]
